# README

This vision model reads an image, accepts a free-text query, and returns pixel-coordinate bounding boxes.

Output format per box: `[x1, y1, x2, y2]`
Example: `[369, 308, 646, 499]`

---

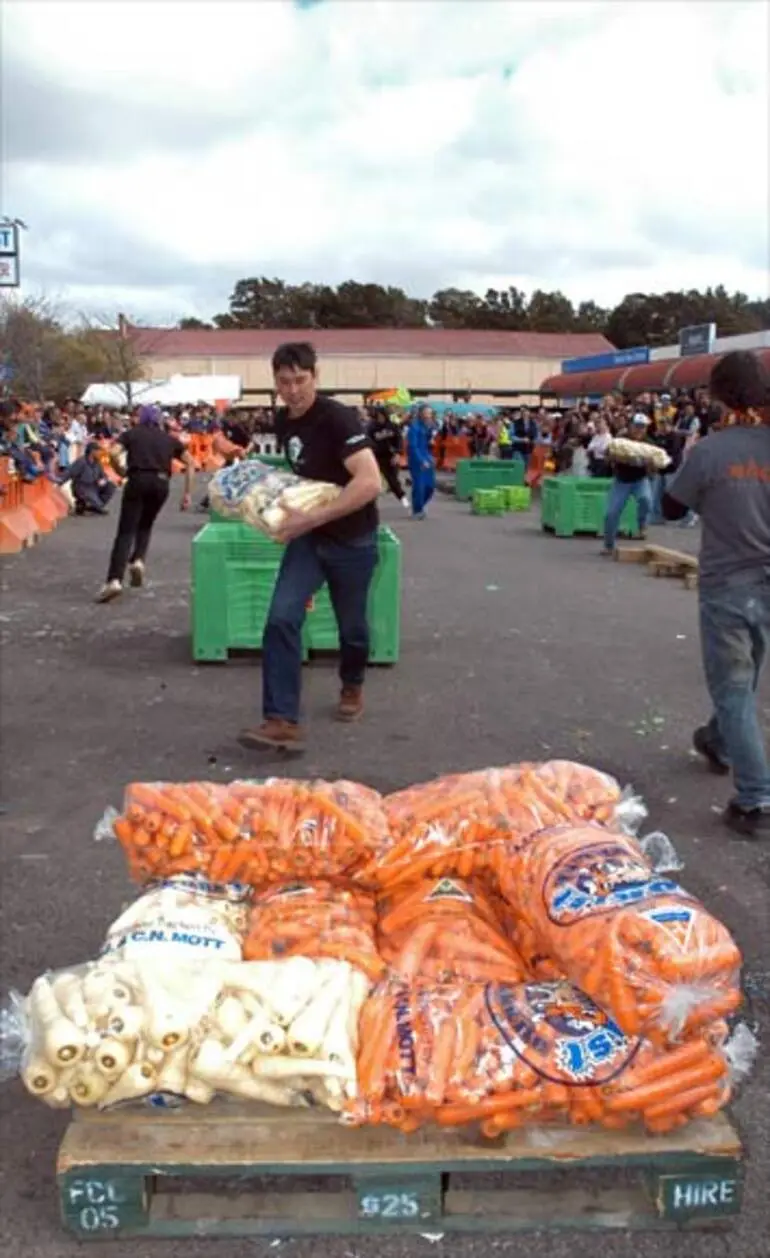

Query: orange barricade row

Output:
[0, 458, 71, 555]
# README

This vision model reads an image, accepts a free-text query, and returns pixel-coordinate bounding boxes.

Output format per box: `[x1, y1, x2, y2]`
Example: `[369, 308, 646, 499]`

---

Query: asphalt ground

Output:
[0, 482, 768, 1258]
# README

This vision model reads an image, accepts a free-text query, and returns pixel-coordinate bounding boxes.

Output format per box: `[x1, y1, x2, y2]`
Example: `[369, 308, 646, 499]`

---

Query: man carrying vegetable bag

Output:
[662, 350, 770, 839]
[238, 342, 382, 753]
[407, 406, 436, 520]
[601, 414, 655, 555]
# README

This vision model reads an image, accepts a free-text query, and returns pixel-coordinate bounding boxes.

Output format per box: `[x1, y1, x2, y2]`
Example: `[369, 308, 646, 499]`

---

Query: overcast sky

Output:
[2, 0, 768, 325]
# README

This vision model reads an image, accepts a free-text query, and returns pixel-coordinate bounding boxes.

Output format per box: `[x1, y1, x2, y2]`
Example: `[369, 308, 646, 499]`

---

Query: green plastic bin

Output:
[540, 476, 638, 538]
[455, 459, 525, 501]
[502, 485, 532, 512]
[191, 523, 401, 664]
[472, 488, 506, 516]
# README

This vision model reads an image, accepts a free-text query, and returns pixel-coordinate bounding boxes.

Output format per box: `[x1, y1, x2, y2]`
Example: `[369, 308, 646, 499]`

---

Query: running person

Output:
[367, 407, 408, 506]
[96, 406, 195, 603]
[407, 406, 436, 519]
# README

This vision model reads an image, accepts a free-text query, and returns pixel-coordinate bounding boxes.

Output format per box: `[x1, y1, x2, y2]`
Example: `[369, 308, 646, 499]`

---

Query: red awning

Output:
[541, 346, 770, 398]
[539, 366, 628, 396]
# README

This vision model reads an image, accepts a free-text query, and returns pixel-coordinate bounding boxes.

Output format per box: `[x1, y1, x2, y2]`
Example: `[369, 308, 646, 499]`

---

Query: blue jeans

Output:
[262, 532, 378, 723]
[699, 573, 770, 811]
[650, 473, 671, 524]
[409, 464, 435, 516]
[603, 478, 652, 551]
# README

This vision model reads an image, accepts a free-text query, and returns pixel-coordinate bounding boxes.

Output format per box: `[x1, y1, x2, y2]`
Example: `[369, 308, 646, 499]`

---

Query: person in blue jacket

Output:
[407, 406, 436, 519]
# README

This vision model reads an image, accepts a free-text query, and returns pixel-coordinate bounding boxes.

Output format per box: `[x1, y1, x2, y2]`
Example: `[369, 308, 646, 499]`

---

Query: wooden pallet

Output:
[614, 544, 698, 589]
[56, 1103, 743, 1240]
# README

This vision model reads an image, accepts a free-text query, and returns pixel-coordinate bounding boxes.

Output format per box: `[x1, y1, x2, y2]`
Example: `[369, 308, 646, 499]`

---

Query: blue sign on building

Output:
[561, 346, 650, 374]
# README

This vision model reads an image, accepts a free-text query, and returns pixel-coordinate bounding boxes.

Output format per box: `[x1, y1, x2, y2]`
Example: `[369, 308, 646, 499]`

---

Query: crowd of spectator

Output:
[0, 386, 732, 521]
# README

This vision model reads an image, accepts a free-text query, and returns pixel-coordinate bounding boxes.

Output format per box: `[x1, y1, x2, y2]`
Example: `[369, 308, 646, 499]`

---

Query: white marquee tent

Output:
[81, 374, 241, 408]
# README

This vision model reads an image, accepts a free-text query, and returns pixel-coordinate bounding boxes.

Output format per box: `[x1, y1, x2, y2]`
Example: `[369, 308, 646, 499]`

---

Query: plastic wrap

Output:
[349, 978, 738, 1135]
[503, 825, 743, 1045]
[367, 761, 638, 890]
[209, 459, 340, 535]
[376, 878, 526, 984]
[243, 881, 385, 982]
[102, 779, 390, 885]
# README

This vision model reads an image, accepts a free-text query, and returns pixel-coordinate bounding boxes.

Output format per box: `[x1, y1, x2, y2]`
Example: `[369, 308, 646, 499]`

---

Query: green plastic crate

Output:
[455, 459, 525, 501]
[540, 476, 638, 538]
[191, 523, 400, 664]
[471, 488, 506, 516]
[303, 527, 401, 663]
[502, 485, 532, 512]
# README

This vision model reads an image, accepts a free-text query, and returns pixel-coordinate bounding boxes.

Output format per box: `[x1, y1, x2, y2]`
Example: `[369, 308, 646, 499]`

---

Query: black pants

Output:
[107, 472, 169, 582]
[377, 457, 404, 500]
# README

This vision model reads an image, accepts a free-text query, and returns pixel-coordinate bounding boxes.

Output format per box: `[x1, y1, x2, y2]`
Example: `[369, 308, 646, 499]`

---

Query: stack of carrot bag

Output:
[0, 763, 756, 1137]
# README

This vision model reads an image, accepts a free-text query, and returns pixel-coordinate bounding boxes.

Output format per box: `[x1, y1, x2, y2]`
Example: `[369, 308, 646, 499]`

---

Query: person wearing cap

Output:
[57, 441, 116, 515]
[96, 404, 195, 603]
[601, 413, 655, 555]
[662, 350, 770, 839]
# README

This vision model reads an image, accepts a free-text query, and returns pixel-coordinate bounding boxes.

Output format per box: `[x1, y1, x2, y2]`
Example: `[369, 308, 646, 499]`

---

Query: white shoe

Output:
[129, 560, 145, 588]
[96, 580, 122, 604]
[401, 497, 410, 510]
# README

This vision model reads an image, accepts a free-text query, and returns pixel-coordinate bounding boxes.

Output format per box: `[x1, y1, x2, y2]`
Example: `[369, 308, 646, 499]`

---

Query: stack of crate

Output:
[191, 523, 401, 664]
[471, 488, 506, 516]
[502, 486, 532, 512]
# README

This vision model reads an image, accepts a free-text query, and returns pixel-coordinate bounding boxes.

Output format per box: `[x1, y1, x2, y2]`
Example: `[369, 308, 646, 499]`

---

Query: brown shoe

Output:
[337, 685, 364, 723]
[238, 719, 305, 752]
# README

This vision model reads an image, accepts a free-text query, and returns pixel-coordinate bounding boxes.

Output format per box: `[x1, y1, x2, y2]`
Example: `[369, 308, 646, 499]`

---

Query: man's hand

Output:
[273, 506, 317, 545]
[180, 492, 192, 512]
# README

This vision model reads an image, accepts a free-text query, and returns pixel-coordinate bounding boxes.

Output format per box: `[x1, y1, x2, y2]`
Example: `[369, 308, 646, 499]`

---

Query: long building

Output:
[128, 326, 615, 404]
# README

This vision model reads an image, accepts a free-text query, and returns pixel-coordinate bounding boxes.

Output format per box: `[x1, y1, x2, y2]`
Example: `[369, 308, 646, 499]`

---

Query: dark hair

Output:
[271, 342, 317, 374]
[709, 351, 769, 413]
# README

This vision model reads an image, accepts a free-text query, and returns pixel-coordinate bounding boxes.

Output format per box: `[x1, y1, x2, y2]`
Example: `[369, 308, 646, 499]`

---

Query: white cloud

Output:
[3, 0, 768, 321]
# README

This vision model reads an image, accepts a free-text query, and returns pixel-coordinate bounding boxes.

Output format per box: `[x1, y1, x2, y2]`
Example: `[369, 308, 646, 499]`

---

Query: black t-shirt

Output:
[275, 396, 378, 543]
[614, 460, 649, 484]
[367, 416, 402, 460]
[223, 420, 250, 449]
[120, 425, 185, 475]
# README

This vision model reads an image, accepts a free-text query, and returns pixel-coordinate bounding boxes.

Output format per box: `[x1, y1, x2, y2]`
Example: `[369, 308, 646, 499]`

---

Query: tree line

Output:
[180, 279, 770, 349]
[0, 297, 145, 402]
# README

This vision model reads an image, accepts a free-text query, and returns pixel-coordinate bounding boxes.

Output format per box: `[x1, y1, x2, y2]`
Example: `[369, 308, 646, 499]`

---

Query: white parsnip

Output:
[69, 1064, 110, 1107]
[215, 995, 249, 1041]
[252, 1055, 350, 1081]
[51, 973, 90, 1030]
[94, 1038, 132, 1079]
[21, 1056, 58, 1097]
[30, 977, 87, 1066]
[100, 1062, 157, 1107]
[155, 1047, 188, 1096]
[107, 1005, 145, 1041]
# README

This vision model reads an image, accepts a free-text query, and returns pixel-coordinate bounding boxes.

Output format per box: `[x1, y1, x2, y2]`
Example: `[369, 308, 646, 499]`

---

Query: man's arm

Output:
[273, 448, 382, 543]
[307, 447, 382, 527]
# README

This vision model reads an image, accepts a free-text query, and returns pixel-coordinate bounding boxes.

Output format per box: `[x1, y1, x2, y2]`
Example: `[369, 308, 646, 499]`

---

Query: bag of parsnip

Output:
[1, 876, 371, 1113]
[209, 458, 340, 536]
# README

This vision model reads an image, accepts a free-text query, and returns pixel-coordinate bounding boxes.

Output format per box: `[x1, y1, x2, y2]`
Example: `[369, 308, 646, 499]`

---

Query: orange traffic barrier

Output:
[0, 458, 39, 553]
[0, 458, 70, 554]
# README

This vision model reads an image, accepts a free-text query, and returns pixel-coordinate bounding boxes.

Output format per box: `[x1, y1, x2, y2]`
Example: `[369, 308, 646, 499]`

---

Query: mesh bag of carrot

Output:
[101, 779, 390, 886]
[362, 761, 641, 891]
[349, 977, 737, 1135]
[376, 877, 525, 984]
[501, 824, 743, 1046]
[243, 880, 385, 983]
